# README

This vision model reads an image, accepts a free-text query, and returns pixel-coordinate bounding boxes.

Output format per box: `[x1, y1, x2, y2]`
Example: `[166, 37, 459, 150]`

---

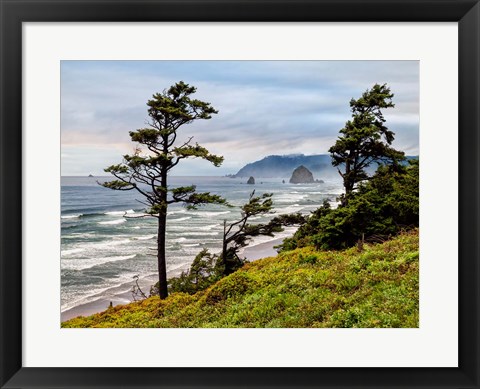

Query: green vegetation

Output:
[281, 159, 419, 251]
[62, 229, 418, 328]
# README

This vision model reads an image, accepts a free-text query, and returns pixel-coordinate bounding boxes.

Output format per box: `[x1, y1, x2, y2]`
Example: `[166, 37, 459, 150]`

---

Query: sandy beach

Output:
[61, 236, 285, 322]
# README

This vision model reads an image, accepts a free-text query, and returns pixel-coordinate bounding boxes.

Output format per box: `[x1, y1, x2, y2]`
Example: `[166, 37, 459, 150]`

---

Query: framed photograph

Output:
[1, 0, 479, 388]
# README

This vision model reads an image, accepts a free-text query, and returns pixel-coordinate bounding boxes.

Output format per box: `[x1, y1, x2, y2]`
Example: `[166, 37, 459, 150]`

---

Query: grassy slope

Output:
[63, 229, 419, 328]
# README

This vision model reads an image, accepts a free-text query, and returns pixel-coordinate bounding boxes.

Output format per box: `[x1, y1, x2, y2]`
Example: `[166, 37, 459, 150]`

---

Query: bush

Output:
[167, 249, 221, 295]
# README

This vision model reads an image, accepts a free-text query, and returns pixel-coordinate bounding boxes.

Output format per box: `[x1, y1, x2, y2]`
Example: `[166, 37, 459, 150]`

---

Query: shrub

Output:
[168, 249, 221, 295]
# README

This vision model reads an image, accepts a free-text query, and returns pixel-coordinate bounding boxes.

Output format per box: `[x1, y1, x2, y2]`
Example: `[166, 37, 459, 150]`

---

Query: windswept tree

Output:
[102, 81, 227, 299]
[220, 191, 306, 275]
[329, 83, 405, 201]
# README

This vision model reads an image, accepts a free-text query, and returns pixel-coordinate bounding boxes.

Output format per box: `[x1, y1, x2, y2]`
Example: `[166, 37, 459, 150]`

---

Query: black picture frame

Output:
[1, 1, 479, 388]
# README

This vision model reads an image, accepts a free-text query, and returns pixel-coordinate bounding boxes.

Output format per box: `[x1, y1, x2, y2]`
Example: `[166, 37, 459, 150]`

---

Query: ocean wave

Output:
[62, 254, 137, 271]
[62, 232, 97, 239]
[169, 216, 192, 222]
[61, 208, 146, 220]
[105, 209, 135, 216]
[125, 213, 149, 218]
[61, 248, 85, 257]
[175, 231, 219, 236]
[170, 237, 188, 243]
[183, 243, 200, 247]
[79, 238, 131, 252]
[275, 193, 308, 202]
[170, 209, 187, 215]
[61, 214, 82, 219]
[197, 224, 221, 231]
[276, 205, 305, 215]
[196, 211, 231, 217]
[134, 234, 156, 241]
[167, 223, 221, 232]
[98, 219, 126, 225]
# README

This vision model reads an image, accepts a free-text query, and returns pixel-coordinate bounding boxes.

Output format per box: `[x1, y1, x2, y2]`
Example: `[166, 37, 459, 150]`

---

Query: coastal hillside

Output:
[63, 229, 419, 328]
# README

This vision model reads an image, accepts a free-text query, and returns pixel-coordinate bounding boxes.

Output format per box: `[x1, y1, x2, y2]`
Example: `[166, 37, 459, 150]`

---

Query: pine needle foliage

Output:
[101, 81, 227, 299]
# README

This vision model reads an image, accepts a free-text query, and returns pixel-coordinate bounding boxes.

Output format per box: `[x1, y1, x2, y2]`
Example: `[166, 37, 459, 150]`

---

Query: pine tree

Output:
[102, 81, 227, 299]
[329, 83, 405, 202]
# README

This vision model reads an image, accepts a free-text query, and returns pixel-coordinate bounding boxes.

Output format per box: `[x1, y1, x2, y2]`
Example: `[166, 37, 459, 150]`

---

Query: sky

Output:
[61, 61, 419, 176]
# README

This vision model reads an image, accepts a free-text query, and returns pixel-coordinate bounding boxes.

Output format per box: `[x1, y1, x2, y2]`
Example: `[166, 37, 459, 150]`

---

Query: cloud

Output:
[61, 60, 419, 176]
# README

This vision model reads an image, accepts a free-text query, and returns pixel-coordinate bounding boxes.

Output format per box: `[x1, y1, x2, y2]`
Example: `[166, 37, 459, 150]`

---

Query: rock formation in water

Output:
[247, 176, 255, 184]
[289, 165, 314, 184]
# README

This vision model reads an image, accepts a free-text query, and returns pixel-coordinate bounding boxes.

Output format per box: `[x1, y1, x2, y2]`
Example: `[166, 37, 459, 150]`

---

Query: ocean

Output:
[61, 176, 343, 315]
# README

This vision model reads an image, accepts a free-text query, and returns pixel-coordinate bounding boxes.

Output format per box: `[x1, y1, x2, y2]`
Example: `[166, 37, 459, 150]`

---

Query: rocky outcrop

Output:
[289, 165, 314, 184]
[247, 176, 255, 184]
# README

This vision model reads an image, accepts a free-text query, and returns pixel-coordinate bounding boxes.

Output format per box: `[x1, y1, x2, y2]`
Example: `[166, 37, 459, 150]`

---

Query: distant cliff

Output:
[234, 154, 334, 178]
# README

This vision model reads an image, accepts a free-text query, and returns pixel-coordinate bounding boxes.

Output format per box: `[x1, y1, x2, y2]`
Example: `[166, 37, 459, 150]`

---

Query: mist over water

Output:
[61, 176, 343, 312]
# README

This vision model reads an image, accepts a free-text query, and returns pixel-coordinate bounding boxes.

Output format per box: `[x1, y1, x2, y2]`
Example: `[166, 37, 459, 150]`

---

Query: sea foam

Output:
[62, 254, 137, 271]
[61, 214, 82, 219]
[61, 248, 85, 257]
[98, 219, 126, 225]
[104, 209, 135, 216]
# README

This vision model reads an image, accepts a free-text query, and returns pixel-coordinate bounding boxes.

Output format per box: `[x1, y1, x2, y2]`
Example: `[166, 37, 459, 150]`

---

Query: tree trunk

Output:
[157, 164, 169, 299]
[222, 219, 227, 265]
[157, 210, 168, 299]
[343, 160, 353, 205]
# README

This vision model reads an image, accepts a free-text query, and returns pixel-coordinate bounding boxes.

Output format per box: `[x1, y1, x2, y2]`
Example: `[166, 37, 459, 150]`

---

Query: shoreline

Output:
[61, 236, 286, 322]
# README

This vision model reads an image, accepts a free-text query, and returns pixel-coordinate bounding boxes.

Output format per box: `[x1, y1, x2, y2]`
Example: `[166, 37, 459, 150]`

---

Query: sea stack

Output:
[247, 176, 255, 185]
[289, 165, 314, 184]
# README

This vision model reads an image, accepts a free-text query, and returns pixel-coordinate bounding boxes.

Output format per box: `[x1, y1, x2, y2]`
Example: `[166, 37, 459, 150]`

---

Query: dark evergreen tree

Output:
[102, 81, 227, 299]
[329, 83, 405, 202]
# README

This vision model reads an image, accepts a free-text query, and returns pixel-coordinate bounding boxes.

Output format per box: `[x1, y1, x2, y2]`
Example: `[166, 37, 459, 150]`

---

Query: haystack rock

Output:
[247, 176, 255, 184]
[289, 165, 314, 184]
